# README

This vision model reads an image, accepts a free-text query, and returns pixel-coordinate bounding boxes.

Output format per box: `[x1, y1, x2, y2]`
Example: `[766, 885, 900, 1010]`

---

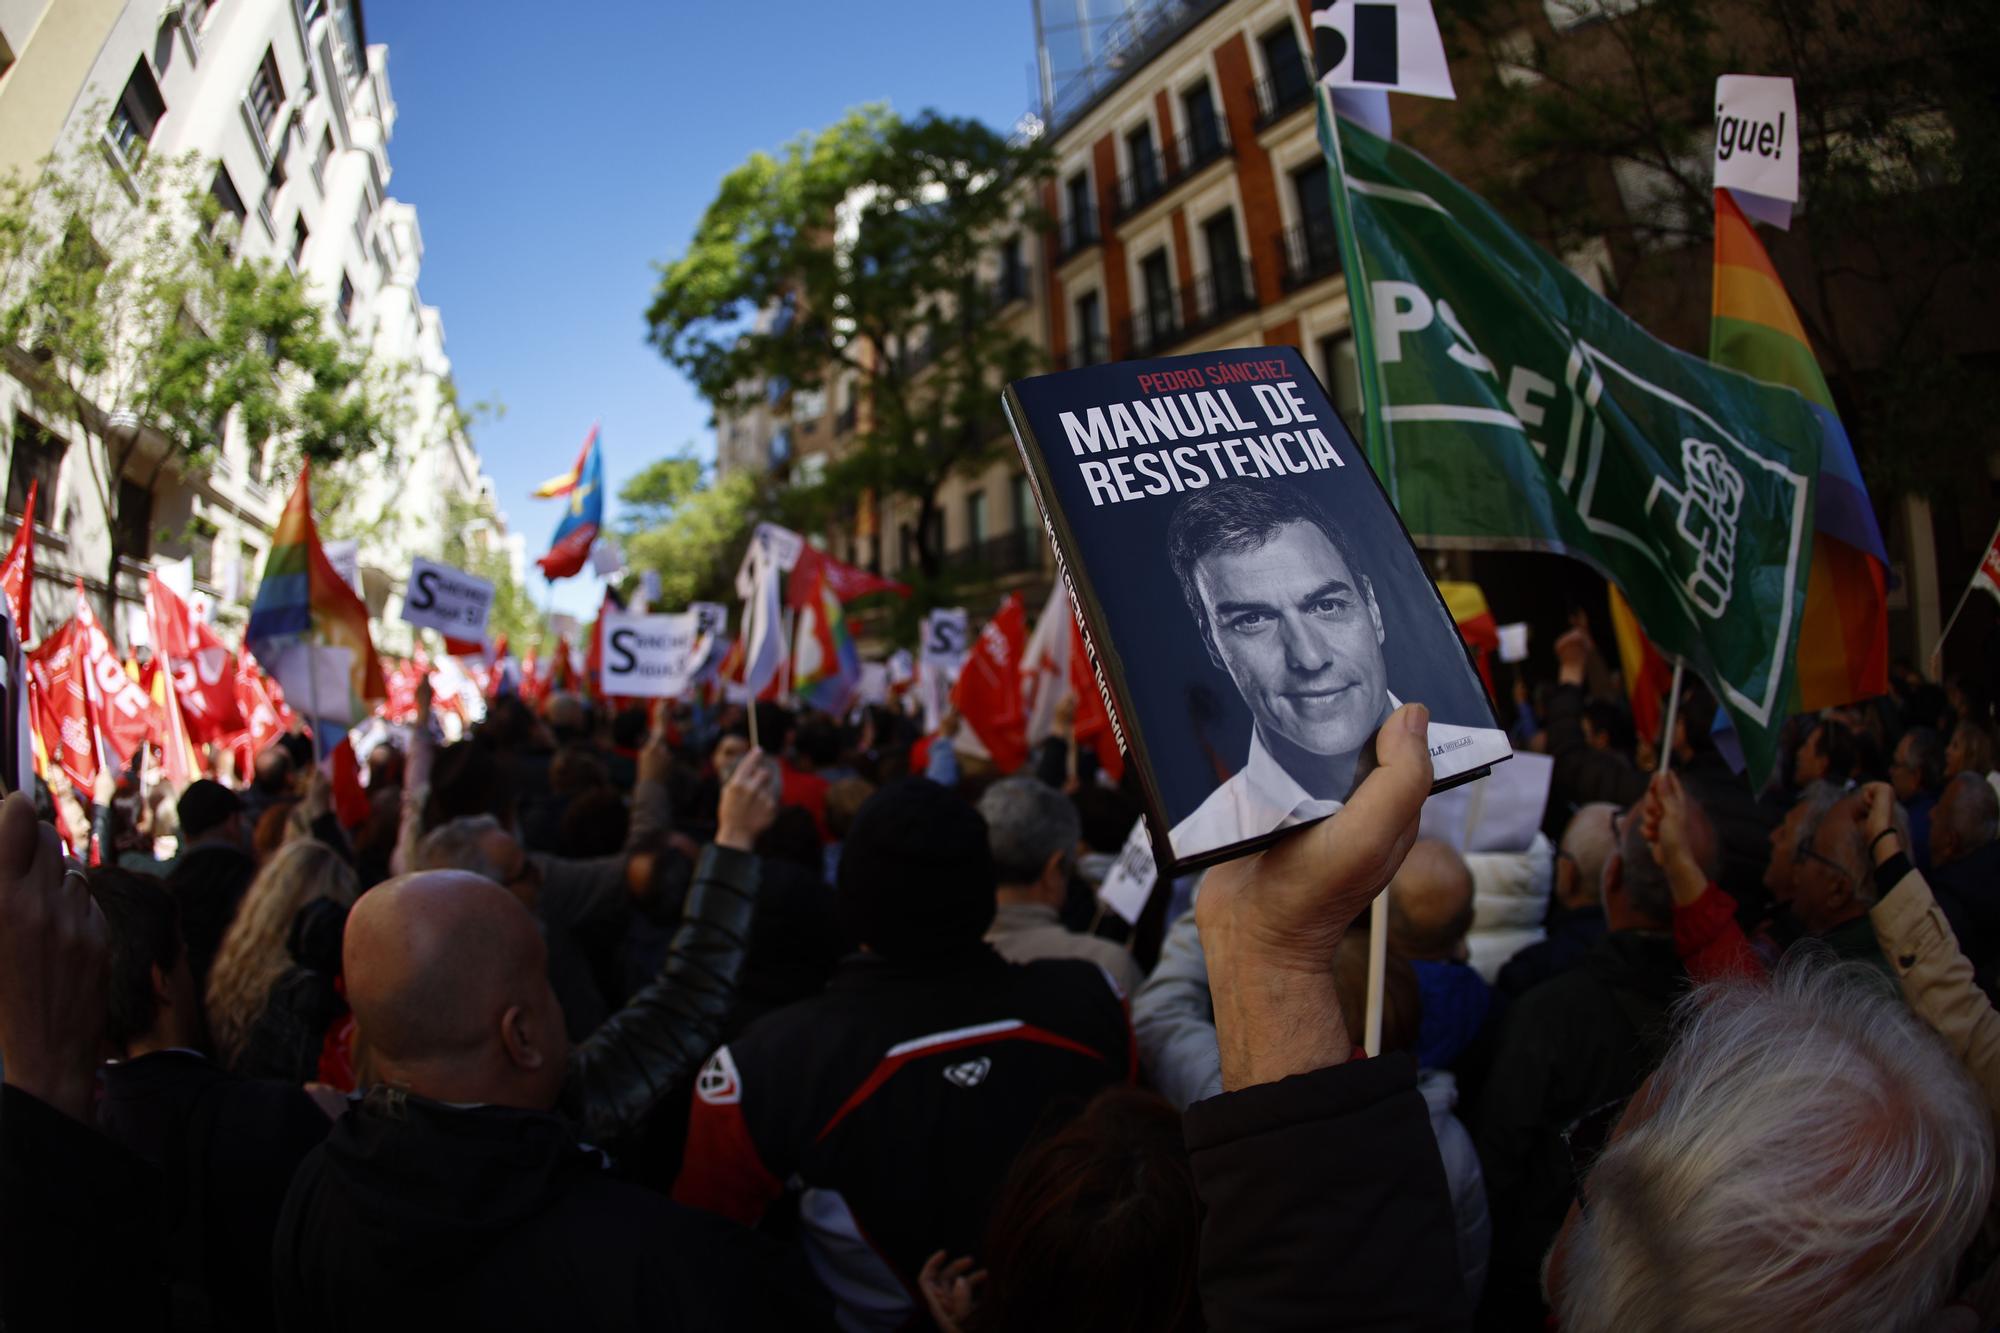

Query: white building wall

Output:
[0, 0, 506, 653]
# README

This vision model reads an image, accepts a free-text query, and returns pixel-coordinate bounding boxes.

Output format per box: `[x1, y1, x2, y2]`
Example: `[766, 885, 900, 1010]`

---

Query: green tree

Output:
[0, 136, 396, 600]
[439, 491, 543, 648]
[621, 461, 757, 609]
[645, 105, 1049, 578]
[1432, 0, 2000, 499]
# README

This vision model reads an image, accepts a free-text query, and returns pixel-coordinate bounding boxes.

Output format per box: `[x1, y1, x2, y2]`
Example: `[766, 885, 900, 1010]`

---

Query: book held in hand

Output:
[1003, 346, 1511, 873]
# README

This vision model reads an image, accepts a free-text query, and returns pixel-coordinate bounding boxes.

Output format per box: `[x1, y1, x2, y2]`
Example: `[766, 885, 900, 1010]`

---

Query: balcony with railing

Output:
[943, 528, 1044, 579]
[1278, 217, 1341, 291]
[1057, 205, 1102, 261]
[1253, 61, 1315, 128]
[991, 264, 1031, 310]
[1057, 334, 1109, 371]
[1120, 261, 1261, 357]
[1112, 123, 1235, 222]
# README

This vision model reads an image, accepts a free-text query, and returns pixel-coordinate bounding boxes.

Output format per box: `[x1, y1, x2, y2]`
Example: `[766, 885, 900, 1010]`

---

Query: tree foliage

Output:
[645, 106, 1050, 577]
[0, 133, 397, 593]
[621, 460, 757, 609]
[1432, 0, 2000, 499]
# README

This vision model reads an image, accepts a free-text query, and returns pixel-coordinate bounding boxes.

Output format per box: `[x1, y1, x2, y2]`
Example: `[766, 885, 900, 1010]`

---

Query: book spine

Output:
[1001, 388, 1127, 761]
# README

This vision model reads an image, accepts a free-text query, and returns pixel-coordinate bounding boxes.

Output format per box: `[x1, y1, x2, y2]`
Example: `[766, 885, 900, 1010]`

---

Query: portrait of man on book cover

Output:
[1164, 478, 1498, 861]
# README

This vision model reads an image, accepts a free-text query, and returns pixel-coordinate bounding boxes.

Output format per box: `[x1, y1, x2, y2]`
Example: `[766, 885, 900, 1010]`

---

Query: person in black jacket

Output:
[89, 868, 334, 1332]
[164, 779, 258, 993]
[274, 752, 791, 1330]
[1473, 791, 1709, 1327]
[674, 777, 1133, 1333]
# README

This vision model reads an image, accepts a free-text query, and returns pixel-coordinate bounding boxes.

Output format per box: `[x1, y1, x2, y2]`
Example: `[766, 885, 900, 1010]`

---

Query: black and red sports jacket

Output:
[675, 945, 1132, 1331]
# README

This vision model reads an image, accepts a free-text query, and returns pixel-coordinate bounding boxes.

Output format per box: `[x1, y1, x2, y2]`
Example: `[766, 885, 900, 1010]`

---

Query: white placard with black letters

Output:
[400, 557, 494, 643]
[599, 610, 701, 699]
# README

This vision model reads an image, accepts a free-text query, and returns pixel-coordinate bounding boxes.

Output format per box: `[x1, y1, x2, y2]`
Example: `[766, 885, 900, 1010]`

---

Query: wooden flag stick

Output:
[1363, 891, 1388, 1058]
[1658, 661, 1685, 775]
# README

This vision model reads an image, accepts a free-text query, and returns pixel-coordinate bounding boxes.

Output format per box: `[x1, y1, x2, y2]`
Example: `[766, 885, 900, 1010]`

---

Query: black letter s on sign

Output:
[409, 569, 439, 611]
[609, 628, 638, 674]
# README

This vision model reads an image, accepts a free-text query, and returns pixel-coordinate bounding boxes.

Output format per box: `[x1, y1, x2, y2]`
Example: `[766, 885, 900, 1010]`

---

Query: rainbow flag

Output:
[246, 466, 385, 752]
[790, 551, 858, 712]
[1712, 188, 1887, 709]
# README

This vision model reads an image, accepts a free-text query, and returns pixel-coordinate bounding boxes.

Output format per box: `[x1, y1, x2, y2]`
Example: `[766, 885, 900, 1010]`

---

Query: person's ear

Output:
[499, 1004, 547, 1072]
[1601, 852, 1622, 904]
[1364, 576, 1384, 644]
[1555, 856, 1577, 903]
[150, 962, 175, 1009]
[1040, 847, 1068, 898]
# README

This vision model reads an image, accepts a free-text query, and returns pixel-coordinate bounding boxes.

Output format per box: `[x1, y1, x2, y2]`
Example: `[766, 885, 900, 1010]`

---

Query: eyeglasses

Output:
[1562, 1097, 1631, 1211]
[1795, 847, 1861, 888]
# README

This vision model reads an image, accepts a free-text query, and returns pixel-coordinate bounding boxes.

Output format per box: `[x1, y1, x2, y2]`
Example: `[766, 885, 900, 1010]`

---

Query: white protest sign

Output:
[691, 601, 729, 638]
[1098, 816, 1160, 926]
[640, 569, 662, 603]
[324, 539, 361, 596]
[920, 607, 969, 676]
[734, 522, 805, 598]
[1497, 622, 1530, 664]
[401, 557, 494, 644]
[590, 536, 624, 578]
[887, 648, 915, 687]
[857, 661, 889, 707]
[1312, 0, 1455, 101]
[1417, 751, 1553, 854]
[599, 610, 701, 698]
[1714, 75, 1798, 226]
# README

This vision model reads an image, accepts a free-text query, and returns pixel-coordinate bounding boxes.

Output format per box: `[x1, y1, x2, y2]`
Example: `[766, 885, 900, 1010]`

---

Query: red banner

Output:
[26, 622, 94, 793]
[952, 593, 1029, 773]
[1, 481, 35, 639]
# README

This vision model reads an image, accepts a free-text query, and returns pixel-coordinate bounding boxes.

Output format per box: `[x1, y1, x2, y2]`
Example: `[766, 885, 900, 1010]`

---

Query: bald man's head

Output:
[344, 871, 569, 1111]
[1387, 839, 1476, 962]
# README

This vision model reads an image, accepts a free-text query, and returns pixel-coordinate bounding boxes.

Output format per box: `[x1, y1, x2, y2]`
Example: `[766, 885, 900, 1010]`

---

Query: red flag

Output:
[144, 572, 201, 783]
[1, 481, 35, 639]
[952, 594, 1029, 772]
[26, 621, 95, 793]
[1068, 614, 1124, 784]
[74, 583, 151, 770]
[784, 544, 911, 610]
[169, 620, 245, 745]
[233, 653, 292, 770]
[329, 737, 371, 829]
[384, 657, 421, 722]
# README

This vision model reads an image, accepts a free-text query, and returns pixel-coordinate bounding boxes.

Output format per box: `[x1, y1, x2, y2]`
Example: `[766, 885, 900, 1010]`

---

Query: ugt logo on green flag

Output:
[1318, 104, 1821, 782]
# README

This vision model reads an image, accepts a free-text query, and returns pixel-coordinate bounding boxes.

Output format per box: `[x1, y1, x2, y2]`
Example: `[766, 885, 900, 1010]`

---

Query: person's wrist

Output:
[714, 824, 757, 853]
[1665, 848, 1706, 905]
[1869, 826, 1902, 867]
[1203, 912, 1351, 1090]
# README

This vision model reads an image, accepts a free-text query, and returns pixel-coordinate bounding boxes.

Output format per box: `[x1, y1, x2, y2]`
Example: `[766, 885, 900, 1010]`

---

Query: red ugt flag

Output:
[952, 593, 1029, 773]
[0, 481, 36, 638]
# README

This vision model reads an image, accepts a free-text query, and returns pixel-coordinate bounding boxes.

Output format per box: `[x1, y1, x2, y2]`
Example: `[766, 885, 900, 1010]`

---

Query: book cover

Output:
[1003, 346, 1511, 873]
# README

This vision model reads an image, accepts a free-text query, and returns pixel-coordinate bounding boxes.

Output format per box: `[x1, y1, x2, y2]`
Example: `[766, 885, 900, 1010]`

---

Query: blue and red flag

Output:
[537, 427, 603, 581]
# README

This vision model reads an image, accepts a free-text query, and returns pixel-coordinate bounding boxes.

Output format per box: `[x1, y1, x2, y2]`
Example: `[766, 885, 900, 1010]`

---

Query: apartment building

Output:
[0, 0, 506, 650]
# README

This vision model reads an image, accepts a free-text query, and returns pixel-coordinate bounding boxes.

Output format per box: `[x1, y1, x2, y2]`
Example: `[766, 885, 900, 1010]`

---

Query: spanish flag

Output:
[1711, 189, 1887, 710]
[533, 423, 600, 499]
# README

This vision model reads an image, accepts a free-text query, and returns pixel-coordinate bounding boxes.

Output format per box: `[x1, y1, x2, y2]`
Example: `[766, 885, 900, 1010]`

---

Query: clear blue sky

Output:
[368, 2, 1041, 618]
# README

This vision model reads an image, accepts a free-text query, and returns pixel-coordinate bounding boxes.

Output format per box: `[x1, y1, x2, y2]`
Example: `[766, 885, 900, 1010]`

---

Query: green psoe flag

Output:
[1315, 96, 1823, 784]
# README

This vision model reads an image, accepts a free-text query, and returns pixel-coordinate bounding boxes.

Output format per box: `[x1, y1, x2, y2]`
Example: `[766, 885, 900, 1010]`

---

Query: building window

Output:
[336, 272, 355, 325]
[1317, 333, 1364, 435]
[1260, 22, 1310, 110]
[1283, 159, 1340, 289]
[290, 214, 309, 267]
[247, 47, 285, 136]
[1126, 122, 1161, 203]
[1202, 208, 1248, 308]
[1182, 81, 1223, 162]
[106, 59, 167, 165]
[1012, 474, 1035, 531]
[7, 414, 64, 520]
[208, 166, 247, 235]
[1138, 248, 1176, 350]
[115, 480, 153, 561]
[1073, 290, 1103, 366]
[966, 490, 987, 548]
[1062, 169, 1097, 253]
[996, 235, 1027, 305]
[313, 128, 334, 188]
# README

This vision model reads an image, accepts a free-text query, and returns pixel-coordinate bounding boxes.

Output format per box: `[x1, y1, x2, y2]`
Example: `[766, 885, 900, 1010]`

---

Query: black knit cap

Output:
[176, 779, 241, 841]
[837, 777, 996, 959]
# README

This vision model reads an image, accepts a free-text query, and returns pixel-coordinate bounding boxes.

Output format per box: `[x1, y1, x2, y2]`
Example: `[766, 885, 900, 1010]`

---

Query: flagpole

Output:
[1930, 514, 2000, 679]
[1658, 661, 1685, 775]
[1319, 83, 1396, 1050]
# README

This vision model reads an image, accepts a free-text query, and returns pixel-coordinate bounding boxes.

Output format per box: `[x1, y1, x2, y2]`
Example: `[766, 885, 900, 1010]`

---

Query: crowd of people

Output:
[3, 616, 2000, 1330]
